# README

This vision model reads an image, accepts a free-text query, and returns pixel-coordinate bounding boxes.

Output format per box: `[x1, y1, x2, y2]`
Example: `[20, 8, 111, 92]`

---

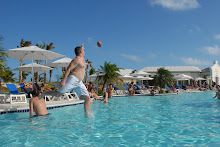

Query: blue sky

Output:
[1, 0, 220, 81]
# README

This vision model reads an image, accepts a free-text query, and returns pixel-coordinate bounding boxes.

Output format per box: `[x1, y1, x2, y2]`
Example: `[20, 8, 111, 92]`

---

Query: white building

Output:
[138, 60, 220, 85]
[140, 66, 201, 79]
[200, 61, 220, 85]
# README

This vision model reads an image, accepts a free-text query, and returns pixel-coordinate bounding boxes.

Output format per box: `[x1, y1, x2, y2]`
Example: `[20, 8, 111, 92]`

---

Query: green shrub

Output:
[165, 90, 169, 93]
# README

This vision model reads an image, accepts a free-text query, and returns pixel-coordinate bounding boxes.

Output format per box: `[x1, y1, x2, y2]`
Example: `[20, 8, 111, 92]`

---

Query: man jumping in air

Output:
[39, 43, 90, 116]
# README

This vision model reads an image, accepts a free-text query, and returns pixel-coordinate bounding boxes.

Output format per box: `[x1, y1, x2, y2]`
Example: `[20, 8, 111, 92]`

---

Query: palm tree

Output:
[44, 43, 55, 83]
[36, 43, 46, 82]
[132, 69, 137, 73]
[97, 61, 120, 90]
[2, 67, 16, 82]
[89, 67, 95, 82]
[18, 38, 32, 83]
[153, 68, 173, 93]
[85, 59, 93, 83]
[0, 35, 6, 78]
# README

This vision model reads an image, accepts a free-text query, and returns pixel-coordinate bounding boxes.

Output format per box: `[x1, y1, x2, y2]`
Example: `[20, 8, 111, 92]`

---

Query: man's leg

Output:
[38, 91, 63, 100]
[80, 95, 90, 117]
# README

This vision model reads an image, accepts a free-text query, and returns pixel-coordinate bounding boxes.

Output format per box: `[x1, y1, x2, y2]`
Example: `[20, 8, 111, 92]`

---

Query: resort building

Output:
[138, 60, 220, 85]
[200, 60, 220, 85]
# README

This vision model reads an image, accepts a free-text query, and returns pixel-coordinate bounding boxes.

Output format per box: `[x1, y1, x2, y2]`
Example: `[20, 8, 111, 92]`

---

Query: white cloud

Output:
[204, 45, 220, 55]
[180, 57, 211, 66]
[121, 53, 143, 63]
[150, 0, 200, 11]
[214, 34, 220, 40]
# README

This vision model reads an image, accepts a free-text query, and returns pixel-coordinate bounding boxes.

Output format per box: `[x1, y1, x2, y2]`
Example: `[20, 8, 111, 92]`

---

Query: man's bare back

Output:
[29, 97, 48, 117]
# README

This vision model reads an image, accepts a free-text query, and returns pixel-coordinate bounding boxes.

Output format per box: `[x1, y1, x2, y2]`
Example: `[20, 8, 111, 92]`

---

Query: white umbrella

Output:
[89, 73, 104, 78]
[134, 76, 153, 85]
[195, 77, 206, 85]
[134, 76, 153, 80]
[14, 63, 53, 72]
[45, 57, 72, 68]
[195, 77, 206, 81]
[174, 74, 193, 85]
[6, 46, 64, 90]
[131, 71, 150, 76]
[6, 46, 64, 61]
[119, 74, 135, 79]
[174, 74, 193, 80]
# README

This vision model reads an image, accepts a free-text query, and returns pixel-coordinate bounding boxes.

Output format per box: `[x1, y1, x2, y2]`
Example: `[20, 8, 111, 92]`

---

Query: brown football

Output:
[97, 41, 102, 47]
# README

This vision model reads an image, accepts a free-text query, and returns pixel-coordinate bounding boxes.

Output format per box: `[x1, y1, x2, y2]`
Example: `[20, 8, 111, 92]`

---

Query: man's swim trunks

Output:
[58, 75, 89, 97]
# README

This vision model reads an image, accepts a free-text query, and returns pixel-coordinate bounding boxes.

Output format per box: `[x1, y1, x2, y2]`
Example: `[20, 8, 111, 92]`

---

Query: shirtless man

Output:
[39, 43, 90, 116]
[29, 85, 49, 117]
[108, 84, 114, 98]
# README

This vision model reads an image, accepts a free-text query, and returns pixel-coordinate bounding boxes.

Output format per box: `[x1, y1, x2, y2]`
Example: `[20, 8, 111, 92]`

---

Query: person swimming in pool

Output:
[29, 85, 49, 117]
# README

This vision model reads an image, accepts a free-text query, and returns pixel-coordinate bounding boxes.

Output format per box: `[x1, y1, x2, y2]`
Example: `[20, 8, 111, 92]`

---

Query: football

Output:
[97, 41, 102, 47]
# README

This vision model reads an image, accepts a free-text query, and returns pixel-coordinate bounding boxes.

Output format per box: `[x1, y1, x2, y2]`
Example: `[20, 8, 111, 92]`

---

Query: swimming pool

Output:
[0, 91, 220, 146]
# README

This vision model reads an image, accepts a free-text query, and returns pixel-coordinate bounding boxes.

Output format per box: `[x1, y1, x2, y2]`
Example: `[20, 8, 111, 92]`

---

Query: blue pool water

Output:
[1, 91, 220, 146]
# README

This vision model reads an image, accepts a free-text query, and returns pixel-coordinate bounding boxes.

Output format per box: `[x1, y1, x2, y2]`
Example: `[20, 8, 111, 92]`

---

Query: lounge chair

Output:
[114, 87, 120, 90]
[4, 84, 27, 104]
[34, 83, 41, 91]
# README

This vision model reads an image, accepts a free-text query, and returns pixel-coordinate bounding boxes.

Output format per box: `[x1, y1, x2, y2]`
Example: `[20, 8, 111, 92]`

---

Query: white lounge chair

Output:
[4, 84, 27, 104]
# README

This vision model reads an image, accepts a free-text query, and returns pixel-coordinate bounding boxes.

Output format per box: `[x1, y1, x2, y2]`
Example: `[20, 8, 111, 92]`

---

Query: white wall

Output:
[211, 61, 220, 85]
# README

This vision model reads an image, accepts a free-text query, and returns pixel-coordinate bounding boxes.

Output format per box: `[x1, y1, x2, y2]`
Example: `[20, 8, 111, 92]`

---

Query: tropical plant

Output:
[97, 61, 120, 90]
[2, 67, 16, 82]
[85, 59, 93, 83]
[22, 71, 30, 81]
[153, 68, 173, 93]
[0, 35, 6, 77]
[132, 69, 137, 73]
[89, 67, 95, 82]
